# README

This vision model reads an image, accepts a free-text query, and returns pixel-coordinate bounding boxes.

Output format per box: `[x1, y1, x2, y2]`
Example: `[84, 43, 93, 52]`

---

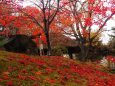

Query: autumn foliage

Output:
[0, 0, 115, 58]
[0, 51, 115, 86]
[0, 0, 115, 85]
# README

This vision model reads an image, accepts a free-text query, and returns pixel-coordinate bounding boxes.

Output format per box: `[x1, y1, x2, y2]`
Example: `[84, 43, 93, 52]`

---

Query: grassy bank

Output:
[0, 50, 115, 86]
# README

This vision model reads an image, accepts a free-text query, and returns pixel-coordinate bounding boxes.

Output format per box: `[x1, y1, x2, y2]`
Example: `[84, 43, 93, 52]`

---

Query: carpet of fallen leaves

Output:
[0, 51, 115, 86]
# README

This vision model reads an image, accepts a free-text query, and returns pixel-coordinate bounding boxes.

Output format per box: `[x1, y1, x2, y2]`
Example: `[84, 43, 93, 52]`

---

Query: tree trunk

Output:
[79, 43, 89, 61]
[80, 45, 86, 61]
[45, 32, 52, 56]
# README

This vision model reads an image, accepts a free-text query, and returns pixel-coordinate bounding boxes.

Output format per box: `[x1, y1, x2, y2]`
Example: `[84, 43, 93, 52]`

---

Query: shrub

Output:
[52, 46, 68, 56]
[0, 36, 7, 47]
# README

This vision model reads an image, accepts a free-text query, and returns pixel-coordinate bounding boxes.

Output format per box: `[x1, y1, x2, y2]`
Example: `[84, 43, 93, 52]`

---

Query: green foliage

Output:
[0, 36, 5, 40]
[52, 46, 68, 56]
[110, 69, 115, 74]
[0, 36, 6, 47]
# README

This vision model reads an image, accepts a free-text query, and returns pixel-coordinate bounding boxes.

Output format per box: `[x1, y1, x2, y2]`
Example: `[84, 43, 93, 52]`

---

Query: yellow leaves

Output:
[84, 31, 102, 46]
[90, 31, 101, 40]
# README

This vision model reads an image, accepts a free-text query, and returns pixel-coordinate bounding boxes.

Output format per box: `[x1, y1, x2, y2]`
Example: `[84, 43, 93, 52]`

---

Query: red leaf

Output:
[6, 81, 13, 86]
[0, 19, 6, 26]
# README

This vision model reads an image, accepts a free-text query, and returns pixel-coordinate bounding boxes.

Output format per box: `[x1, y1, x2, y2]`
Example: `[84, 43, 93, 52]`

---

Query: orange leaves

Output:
[40, 35, 47, 44]
[2, 71, 10, 80]
[33, 28, 41, 35]
[59, 15, 73, 27]
[35, 71, 42, 75]
[82, 29, 89, 38]
[28, 23, 35, 29]
[2, 72, 10, 75]
[32, 29, 47, 44]
[63, 18, 73, 26]
[34, 34, 47, 45]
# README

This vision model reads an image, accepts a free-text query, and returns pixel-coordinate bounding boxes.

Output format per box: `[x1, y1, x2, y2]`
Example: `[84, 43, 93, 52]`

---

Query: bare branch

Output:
[29, 1, 42, 10]
[91, 12, 115, 40]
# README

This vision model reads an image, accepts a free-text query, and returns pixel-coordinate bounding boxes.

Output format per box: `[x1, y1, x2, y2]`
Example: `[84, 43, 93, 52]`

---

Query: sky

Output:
[101, 17, 115, 44]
